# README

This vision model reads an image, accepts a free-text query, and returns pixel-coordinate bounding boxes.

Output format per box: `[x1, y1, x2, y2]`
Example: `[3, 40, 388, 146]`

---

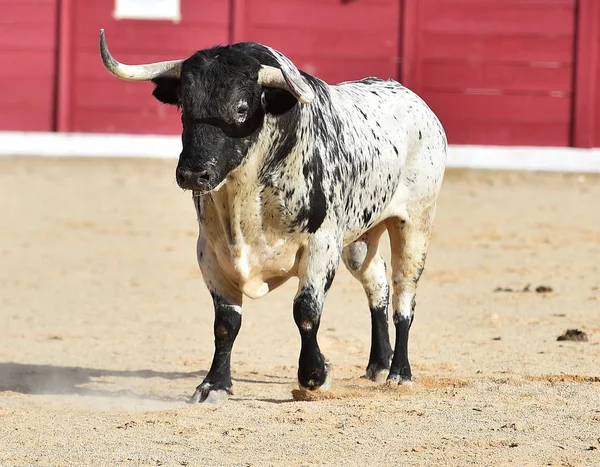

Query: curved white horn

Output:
[99, 29, 183, 81]
[257, 66, 310, 104]
[257, 46, 315, 104]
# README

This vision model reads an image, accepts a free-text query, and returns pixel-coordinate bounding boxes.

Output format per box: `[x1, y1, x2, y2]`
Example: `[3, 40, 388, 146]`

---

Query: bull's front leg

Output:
[294, 236, 341, 391]
[190, 237, 243, 404]
[189, 292, 242, 404]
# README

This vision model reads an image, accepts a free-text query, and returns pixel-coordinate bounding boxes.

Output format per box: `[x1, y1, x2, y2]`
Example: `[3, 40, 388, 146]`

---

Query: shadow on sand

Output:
[0, 362, 204, 401]
[0, 362, 294, 402]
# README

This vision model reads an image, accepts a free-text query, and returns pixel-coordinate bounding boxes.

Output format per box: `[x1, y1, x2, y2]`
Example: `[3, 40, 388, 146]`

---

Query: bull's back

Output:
[328, 78, 446, 234]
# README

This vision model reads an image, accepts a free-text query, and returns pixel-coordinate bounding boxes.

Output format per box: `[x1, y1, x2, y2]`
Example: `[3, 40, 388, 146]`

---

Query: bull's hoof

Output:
[298, 362, 331, 392]
[364, 364, 389, 384]
[189, 382, 231, 405]
[386, 372, 413, 385]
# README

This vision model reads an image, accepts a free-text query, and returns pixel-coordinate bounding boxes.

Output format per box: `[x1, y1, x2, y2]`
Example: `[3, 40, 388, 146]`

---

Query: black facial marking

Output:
[154, 42, 302, 192]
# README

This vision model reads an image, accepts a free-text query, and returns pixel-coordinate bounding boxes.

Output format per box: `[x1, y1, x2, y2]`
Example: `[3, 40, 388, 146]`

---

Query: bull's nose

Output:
[176, 167, 212, 191]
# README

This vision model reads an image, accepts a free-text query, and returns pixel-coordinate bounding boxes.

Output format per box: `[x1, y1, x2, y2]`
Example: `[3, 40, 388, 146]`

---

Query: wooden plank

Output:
[234, 0, 401, 87]
[422, 1, 575, 36]
[73, 0, 229, 52]
[0, 51, 54, 77]
[596, 25, 600, 147]
[231, 0, 247, 42]
[401, 0, 420, 90]
[408, 0, 577, 146]
[74, 25, 229, 54]
[244, 2, 399, 30]
[423, 0, 574, 6]
[441, 120, 571, 146]
[572, 0, 600, 148]
[421, 33, 574, 64]
[74, 0, 230, 25]
[0, 22, 57, 50]
[72, 108, 182, 135]
[423, 91, 571, 124]
[0, 78, 56, 105]
[57, 0, 73, 132]
[0, 0, 55, 3]
[0, 0, 57, 131]
[0, 3, 57, 24]
[0, 110, 54, 131]
[73, 79, 162, 110]
[421, 62, 572, 93]
[67, 0, 230, 134]
[238, 28, 396, 58]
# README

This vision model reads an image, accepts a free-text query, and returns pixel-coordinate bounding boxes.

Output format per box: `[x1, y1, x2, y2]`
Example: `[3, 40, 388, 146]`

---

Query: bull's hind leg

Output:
[342, 225, 393, 382]
[386, 208, 435, 383]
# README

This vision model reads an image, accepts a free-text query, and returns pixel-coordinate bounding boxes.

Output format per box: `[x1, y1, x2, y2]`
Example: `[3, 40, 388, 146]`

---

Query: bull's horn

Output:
[99, 29, 183, 81]
[258, 65, 315, 104]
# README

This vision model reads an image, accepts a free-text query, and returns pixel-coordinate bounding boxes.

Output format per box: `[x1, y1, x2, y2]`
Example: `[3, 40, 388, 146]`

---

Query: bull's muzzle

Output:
[176, 167, 214, 193]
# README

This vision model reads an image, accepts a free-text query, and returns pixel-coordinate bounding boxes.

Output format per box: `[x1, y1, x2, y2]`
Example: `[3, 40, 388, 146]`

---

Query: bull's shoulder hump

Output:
[332, 77, 404, 90]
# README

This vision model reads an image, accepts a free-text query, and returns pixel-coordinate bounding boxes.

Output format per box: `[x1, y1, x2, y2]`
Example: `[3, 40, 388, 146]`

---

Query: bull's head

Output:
[99, 29, 314, 194]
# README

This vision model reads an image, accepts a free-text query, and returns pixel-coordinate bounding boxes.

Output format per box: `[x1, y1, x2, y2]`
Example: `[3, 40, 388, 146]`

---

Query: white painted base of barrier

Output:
[1, 131, 600, 173]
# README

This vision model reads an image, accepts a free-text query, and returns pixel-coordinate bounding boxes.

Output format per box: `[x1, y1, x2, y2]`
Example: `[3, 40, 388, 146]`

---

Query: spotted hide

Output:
[99, 34, 447, 405]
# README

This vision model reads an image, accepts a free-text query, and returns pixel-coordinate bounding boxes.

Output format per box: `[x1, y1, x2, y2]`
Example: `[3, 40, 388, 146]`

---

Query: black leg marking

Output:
[388, 312, 414, 383]
[294, 286, 329, 390]
[190, 295, 241, 404]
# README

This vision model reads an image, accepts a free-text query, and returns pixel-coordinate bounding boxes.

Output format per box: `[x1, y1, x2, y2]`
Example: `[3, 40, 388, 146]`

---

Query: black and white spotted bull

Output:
[100, 29, 447, 404]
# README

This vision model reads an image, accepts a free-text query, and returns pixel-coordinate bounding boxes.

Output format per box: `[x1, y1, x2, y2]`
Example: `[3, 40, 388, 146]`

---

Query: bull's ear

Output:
[258, 46, 314, 103]
[261, 88, 298, 115]
[151, 77, 180, 106]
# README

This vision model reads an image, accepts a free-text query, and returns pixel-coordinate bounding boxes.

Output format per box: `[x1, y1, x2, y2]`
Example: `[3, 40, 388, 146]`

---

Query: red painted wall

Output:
[0, 0, 58, 131]
[402, 0, 577, 147]
[573, 0, 600, 147]
[595, 17, 600, 148]
[232, 0, 402, 85]
[2, 0, 600, 149]
[61, 0, 230, 134]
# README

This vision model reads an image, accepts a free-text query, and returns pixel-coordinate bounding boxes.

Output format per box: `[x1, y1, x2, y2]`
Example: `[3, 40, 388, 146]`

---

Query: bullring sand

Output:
[1, 157, 599, 466]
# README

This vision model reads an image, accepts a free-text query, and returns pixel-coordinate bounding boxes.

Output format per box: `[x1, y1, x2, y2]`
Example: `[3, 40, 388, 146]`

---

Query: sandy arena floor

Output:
[0, 157, 599, 466]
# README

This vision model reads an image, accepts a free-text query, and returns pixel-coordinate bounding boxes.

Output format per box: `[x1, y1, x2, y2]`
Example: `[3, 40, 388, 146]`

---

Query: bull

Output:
[99, 29, 447, 404]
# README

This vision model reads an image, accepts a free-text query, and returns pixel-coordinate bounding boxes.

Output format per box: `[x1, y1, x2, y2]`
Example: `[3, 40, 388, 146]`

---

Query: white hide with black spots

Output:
[99, 33, 448, 403]
[195, 75, 446, 306]
[189, 52, 447, 400]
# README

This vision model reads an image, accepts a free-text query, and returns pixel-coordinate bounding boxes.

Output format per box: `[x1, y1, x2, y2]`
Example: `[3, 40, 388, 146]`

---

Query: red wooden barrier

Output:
[573, 0, 600, 148]
[0, 0, 58, 131]
[58, 0, 230, 134]
[232, 0, 402, 85]
[402, 0, 577, 147]
[2, 0, 600, 149]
